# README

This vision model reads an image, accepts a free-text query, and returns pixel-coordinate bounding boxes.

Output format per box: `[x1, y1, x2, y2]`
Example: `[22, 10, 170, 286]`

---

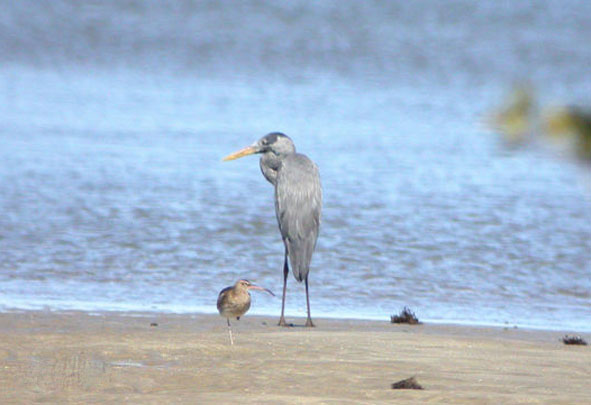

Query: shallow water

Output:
[1, 1, 590, 331]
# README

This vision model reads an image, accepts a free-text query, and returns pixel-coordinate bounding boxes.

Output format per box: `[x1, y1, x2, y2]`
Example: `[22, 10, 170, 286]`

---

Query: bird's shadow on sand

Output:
[264, 321, 311, 328]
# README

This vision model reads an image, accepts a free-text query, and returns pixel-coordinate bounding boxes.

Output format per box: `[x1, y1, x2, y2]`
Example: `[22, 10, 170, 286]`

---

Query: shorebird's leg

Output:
[278, 250, 289, 327]
[304, 276, 315, 327]
[227, 318, 234, 345]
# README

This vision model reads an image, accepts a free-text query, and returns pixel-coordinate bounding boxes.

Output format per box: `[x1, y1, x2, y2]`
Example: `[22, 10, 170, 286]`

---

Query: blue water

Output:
[1, 1, 590, 332]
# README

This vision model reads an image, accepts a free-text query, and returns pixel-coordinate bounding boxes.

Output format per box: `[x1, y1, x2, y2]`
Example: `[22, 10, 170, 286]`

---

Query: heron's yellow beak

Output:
[222, 146, 258, 161]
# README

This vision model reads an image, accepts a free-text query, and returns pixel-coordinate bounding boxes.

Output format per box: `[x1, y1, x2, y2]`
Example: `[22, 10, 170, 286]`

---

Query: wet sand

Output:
[0, 311, 589, 404]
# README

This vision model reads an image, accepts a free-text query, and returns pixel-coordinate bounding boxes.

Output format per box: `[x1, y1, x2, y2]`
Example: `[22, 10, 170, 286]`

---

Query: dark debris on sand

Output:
[391, 376, 424, 390]
[561, 335, 587, 345]
[390, 307, 421, 325]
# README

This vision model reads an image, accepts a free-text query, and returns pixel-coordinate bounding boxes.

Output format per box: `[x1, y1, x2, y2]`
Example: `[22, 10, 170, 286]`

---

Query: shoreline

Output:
[1, 310, 589, 404]
[1, 306, 589, 334]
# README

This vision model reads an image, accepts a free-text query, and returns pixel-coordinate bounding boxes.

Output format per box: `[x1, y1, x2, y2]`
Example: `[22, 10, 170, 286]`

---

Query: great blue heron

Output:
[223, 132, 322, 327]
[217, 279, 275, 345]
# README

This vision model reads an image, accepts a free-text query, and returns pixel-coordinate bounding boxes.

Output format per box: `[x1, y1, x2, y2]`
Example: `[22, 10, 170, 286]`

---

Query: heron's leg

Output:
[278, 251, 289, 327]
[304, 276, 315, 327]
[227, 318, 234, 345]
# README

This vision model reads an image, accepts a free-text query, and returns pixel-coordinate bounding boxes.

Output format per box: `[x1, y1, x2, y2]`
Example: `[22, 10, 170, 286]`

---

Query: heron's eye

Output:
[261, 139, 268, 146]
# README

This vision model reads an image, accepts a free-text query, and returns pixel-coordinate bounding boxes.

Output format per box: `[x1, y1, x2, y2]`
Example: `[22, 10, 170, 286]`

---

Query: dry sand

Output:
[0, 311, 589, 404]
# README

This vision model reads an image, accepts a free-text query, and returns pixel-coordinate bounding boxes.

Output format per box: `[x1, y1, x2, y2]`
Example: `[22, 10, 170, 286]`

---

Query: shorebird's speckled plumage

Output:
[217, 279, 274, 345]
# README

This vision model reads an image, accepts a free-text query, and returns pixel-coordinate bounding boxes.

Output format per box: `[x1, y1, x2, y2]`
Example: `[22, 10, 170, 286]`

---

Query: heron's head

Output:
[234, 279, 275, 296]
[223, 132, 296, 161]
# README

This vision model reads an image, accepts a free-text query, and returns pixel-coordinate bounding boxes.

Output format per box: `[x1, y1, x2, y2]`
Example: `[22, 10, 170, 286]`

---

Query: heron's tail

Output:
[288, 237, 316, 282]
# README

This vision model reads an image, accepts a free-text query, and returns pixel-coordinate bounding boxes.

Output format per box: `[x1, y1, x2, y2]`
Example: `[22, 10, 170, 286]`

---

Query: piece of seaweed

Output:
[390, 307, 421, 324]
[561, 335, 587, 345]
[391, 376, 424, 390]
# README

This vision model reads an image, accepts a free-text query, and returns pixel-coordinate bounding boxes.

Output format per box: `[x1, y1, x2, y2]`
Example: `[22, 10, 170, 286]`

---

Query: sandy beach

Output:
[0, 311, 589, 404]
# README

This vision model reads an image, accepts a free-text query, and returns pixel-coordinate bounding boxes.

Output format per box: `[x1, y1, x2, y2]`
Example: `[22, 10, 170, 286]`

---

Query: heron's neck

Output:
[259, 152, 286, 186]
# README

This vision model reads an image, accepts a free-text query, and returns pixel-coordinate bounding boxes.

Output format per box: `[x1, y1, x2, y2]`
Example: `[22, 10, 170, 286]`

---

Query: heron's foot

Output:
[278, 317, 294, 327]
[305, 318, 315, 328]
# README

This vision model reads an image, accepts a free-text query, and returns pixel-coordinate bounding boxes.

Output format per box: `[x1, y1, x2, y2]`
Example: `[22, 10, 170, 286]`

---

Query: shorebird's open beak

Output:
[222, 145, 258, 161]
[248, 285, 275, 296]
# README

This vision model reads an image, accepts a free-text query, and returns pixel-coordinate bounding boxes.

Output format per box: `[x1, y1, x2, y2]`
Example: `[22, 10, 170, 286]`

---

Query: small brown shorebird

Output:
[217, 279, 275, 345]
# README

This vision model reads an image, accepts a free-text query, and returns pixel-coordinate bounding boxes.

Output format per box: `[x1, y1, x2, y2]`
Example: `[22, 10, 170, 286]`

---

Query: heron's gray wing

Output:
[275, 153, 322, 282]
